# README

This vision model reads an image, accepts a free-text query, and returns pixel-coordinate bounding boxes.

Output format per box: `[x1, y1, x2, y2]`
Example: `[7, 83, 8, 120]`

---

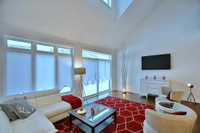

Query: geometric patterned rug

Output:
[53, 96, 154, 133]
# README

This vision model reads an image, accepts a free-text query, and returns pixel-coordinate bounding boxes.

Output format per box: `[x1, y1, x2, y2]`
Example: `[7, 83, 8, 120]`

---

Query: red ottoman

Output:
[61, 95, 82, 109]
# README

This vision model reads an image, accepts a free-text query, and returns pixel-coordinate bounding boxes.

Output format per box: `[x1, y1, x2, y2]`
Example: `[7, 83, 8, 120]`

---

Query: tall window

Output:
[4, 36, 73, 96]
[82, 50, 112, 97]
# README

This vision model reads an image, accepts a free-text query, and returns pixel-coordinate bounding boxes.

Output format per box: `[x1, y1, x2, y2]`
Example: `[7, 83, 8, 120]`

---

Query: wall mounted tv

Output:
[142, 54, 171, 70]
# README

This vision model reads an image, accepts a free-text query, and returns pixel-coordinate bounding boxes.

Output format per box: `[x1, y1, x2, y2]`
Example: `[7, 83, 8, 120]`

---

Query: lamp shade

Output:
[75, 68, 86, 75]
[187, 83, 194, 88]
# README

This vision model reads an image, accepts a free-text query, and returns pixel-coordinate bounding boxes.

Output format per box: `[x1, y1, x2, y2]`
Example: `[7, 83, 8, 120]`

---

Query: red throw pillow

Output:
[55, 130, 65, 133]
[169, 111, 187, 115]
[166, 90, 172, 100]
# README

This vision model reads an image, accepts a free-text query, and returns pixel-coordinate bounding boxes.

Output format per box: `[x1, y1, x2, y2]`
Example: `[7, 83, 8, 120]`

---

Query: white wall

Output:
[0, 23, 116, 97]
[116, 0, 200, 103]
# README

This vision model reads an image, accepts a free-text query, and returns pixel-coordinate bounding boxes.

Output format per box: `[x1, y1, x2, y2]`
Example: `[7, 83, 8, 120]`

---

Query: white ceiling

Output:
[0, 0, 162, 50]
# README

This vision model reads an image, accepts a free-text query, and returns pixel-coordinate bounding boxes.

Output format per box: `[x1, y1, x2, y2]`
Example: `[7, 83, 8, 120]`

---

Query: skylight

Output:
[84, 0, 133, 21]
[102, 0, 112, 8]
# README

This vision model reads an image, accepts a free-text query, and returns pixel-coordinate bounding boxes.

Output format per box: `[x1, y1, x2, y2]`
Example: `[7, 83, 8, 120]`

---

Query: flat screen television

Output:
[142, 54, 171, 70]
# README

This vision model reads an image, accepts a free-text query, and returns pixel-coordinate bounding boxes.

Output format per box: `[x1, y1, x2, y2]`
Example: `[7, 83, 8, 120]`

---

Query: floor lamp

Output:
[187, 83, 196, 103]
[74, 68, 87, 104]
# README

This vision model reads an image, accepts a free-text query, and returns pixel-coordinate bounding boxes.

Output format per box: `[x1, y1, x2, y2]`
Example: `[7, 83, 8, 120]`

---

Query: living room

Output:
[0, 0, 199, 133]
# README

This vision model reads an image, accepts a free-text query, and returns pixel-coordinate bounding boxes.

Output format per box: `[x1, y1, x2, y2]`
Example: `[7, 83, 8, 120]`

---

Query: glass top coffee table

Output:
[69, 102, 117, 133]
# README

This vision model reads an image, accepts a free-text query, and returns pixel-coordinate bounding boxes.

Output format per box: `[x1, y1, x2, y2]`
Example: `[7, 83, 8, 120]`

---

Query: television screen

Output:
[142, 54, 171, 70]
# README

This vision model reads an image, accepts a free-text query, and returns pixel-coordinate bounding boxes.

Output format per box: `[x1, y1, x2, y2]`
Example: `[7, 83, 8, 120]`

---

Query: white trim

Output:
[4, 35, 73, 49]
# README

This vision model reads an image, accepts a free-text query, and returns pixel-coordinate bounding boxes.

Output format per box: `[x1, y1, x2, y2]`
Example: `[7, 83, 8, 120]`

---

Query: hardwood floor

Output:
[86, 90, 200, 133]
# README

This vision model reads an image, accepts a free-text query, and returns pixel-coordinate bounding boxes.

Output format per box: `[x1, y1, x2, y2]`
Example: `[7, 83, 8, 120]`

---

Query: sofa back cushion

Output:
[35, 89, 60, 97]
[35, 93, 61, 108]
[0, 110, 13, 133]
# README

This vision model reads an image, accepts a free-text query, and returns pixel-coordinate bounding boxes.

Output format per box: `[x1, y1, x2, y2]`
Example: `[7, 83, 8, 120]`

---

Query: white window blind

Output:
[6, 52, 32, 95]
[4, 36, 73, 96]
[58, 55, 72, 93]
[36, 53, 55, 91]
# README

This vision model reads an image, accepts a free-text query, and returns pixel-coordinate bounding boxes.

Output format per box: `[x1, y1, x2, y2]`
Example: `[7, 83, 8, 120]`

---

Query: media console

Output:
[140, 79, 169, 97]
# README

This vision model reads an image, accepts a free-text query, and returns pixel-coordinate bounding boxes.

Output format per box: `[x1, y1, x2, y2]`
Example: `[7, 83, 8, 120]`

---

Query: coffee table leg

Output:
[114, 112, 117, 128]
[70, 114, 72, 131]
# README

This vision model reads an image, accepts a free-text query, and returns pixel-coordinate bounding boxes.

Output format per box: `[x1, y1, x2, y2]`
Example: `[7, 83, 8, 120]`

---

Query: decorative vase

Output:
[162, 76, 166, 80]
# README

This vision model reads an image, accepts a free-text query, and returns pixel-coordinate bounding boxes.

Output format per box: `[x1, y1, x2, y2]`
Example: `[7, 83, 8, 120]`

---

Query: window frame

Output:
[3, 35, 74, 96]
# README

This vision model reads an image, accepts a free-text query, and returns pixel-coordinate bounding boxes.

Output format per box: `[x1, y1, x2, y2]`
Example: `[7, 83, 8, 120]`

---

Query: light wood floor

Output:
[86, 90, 200, 133]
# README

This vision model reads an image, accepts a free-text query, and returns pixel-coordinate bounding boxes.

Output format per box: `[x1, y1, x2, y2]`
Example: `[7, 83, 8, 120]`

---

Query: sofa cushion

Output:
[38, 101, 71, 119]
[35, 93, 61, 108]
[11, 111, 56, 133]
[11, 110, 42, 126]
[9, 97, 36, 119]
[0, 98, 19, 121]
[35, 89, 60, 97]
[0, 110, 13, 133]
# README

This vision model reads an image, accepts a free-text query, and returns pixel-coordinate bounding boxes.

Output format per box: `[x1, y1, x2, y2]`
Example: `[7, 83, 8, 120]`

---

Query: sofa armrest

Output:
[71, 94, 83, 106]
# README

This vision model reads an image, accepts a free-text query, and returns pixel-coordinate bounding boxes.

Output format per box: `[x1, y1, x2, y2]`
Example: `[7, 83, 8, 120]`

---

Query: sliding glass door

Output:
[82, 50, 112, 97]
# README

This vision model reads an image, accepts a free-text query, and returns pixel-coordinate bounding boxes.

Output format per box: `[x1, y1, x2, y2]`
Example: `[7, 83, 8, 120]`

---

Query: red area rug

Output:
[54, 96, 154, 133]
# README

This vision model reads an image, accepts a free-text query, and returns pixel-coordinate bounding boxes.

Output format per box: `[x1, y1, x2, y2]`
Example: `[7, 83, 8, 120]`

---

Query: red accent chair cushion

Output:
[166, 90, 172, 100]
[169, 111, 187, 115]
[62, 95, 82, 109]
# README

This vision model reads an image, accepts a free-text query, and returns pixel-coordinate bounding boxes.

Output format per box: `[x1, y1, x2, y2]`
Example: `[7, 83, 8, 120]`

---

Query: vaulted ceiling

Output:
[0, 0, 162, 50]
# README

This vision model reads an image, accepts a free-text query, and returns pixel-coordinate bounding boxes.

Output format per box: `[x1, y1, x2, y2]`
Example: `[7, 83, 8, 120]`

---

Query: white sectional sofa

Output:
[0, 89, 74, 133]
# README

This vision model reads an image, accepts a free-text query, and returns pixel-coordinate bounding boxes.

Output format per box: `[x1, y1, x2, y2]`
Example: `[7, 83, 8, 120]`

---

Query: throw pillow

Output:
[0, 98, 19, 121]
[9, 97, 36, 119]
[166, 90, 172, 100]
[169, 111, 187, 115]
